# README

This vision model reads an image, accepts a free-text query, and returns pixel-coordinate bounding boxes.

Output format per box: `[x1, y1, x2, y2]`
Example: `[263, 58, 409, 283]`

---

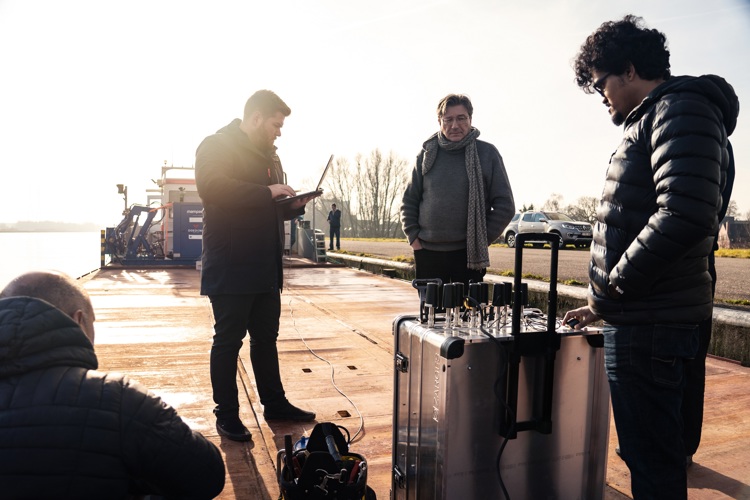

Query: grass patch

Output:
[489, 269, 552, 282]
[332, 249, 370, 257]
[331, 249, 414, 263]
[491, 242, 590, 251]
[341, 237, 405, 243]
[392, 255, 414, 263]
[523, 273, 548, 281]
[562, 279, 587, 286]
[488, 269, 587, 287]
[719, 298, 750, 307]
[715, 248, 750, 259]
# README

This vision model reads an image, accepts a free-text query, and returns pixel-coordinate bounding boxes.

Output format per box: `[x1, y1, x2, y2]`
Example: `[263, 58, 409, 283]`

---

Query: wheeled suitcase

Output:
[391, 234, 610, 499]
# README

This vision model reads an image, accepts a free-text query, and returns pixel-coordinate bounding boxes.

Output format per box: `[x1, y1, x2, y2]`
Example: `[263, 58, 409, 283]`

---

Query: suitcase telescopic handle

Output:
[501, 233, 561, 438]
[512, 233, 559, 334]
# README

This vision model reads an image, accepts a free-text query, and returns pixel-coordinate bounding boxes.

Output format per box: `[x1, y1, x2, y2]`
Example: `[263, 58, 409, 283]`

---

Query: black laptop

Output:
[275, 154, 334, 207]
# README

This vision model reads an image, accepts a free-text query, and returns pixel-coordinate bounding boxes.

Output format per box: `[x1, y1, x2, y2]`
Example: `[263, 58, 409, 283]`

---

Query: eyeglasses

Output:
[441, 115, 469, 126]
[592, 72, 612, 97]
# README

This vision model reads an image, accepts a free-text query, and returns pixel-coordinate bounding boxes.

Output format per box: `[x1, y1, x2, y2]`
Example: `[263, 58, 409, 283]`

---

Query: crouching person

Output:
[0, 271, 225, 499]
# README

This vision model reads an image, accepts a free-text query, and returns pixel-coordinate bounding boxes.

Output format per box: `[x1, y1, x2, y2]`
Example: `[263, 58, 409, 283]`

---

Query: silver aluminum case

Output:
[392, 316, 610, 500]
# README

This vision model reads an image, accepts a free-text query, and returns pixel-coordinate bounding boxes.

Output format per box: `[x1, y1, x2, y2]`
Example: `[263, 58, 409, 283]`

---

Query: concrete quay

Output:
[82, 263, 749, 499]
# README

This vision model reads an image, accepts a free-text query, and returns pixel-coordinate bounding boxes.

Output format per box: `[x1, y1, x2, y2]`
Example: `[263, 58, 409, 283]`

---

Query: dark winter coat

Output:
[195, 119, 303, 295]
[590, 75, 740, 325]
[327, 209, 341, 228]
[0, 297, 225, 499]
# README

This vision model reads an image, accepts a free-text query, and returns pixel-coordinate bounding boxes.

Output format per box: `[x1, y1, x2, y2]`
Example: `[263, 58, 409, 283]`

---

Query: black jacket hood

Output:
[630, 74, 739, 135]
[0, 297, 97, 378]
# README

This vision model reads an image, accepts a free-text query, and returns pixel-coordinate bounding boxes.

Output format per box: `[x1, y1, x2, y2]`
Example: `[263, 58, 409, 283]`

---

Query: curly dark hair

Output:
[573, 14, 671, 93]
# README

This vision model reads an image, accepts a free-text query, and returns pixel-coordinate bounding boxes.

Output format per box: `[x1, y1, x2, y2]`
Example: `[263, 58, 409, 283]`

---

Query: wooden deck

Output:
[83, 264, 750, 499]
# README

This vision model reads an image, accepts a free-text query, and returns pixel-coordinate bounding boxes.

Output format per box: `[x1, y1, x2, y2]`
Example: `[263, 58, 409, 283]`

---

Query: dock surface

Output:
[84, 264, 750, 499]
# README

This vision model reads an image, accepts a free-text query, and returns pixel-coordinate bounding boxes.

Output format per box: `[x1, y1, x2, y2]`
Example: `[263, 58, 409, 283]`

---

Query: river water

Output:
[0, 232, 103, 289]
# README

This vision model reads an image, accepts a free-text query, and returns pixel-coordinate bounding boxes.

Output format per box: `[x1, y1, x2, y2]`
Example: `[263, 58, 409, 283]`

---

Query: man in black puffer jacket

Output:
[564, 15, 739, 500]
[0, 271, 225, 499]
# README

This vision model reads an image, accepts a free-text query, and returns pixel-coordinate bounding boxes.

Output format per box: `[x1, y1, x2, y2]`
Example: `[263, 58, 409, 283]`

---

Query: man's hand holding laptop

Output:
[269, 184, 320, 210]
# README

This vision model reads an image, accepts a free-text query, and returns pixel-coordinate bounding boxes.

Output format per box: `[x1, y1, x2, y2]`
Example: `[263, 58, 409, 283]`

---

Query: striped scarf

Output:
[422, 128, 489, 270]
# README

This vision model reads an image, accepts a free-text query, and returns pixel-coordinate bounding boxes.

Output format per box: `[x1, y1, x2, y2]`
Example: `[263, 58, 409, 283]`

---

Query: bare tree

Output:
[542, 193, 563, 212]
[322, 149, 409, 238]
[564, 196, 599, 224]
[540, 194, 598, 224]
[318, 156, 354, 235]
[725, 199, 739, 218]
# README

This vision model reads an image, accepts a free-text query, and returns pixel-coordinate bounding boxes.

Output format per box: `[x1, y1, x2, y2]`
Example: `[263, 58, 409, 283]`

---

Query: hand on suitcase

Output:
[562, 306, 600, 329]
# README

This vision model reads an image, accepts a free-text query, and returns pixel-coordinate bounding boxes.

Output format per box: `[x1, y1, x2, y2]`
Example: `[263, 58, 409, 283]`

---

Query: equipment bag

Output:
[277, 422, 375, 500]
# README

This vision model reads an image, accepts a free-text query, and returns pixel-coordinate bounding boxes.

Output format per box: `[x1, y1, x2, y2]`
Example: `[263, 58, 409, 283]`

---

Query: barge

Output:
[90, 166, 749, 499]
[85, 264, 749, 499]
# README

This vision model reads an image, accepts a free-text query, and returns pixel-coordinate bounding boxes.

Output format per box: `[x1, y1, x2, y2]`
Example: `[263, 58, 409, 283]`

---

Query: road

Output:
[338, 240, 750, 305]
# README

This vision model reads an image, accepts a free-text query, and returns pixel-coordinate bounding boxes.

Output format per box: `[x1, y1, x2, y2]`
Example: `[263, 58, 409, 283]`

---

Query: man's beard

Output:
[248, 130, 274, 154]
[611, 110, 625, 126]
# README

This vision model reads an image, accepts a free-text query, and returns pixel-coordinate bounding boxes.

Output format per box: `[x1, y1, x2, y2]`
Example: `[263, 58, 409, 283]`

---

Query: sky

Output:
[0, 0, 748, 227]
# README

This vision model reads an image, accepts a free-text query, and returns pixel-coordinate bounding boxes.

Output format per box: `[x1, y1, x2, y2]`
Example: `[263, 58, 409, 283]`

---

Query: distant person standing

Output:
[327, 203, 341, 250]
[400, 93, 515, 288]
[195, 90, 317, 443]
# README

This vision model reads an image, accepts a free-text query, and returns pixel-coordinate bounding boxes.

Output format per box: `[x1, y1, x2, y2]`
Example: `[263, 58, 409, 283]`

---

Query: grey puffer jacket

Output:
[590, 75, 739, 325]
[0, 297, 225, 499]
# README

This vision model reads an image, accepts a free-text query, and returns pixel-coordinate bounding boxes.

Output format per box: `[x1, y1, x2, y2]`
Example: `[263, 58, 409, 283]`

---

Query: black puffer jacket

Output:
[589, 75, 739, 325]
[195, 119, 304, 295]
[0, 297, 225, 499]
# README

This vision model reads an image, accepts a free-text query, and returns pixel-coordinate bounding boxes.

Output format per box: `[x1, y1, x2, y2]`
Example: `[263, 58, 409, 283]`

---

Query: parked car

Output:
[500, 212, 521, 248]
[504, 211, 593, 249]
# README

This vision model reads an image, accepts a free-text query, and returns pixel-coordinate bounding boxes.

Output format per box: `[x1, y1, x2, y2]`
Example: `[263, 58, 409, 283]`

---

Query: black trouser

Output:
[682, 316, 711, 455]
[681, 251, 716, 455]
[329, 226, 340, 249]
[208, 293, 286, 416]
[414, 248, 485, 289]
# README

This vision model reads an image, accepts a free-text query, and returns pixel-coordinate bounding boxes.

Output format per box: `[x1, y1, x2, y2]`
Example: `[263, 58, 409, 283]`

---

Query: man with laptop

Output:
[195, 90, 318, 442]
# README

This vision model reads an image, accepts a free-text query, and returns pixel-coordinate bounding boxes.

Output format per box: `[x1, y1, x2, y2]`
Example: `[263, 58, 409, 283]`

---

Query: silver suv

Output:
[504, 211, 592, 249]
[500, 213, 520, 247]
